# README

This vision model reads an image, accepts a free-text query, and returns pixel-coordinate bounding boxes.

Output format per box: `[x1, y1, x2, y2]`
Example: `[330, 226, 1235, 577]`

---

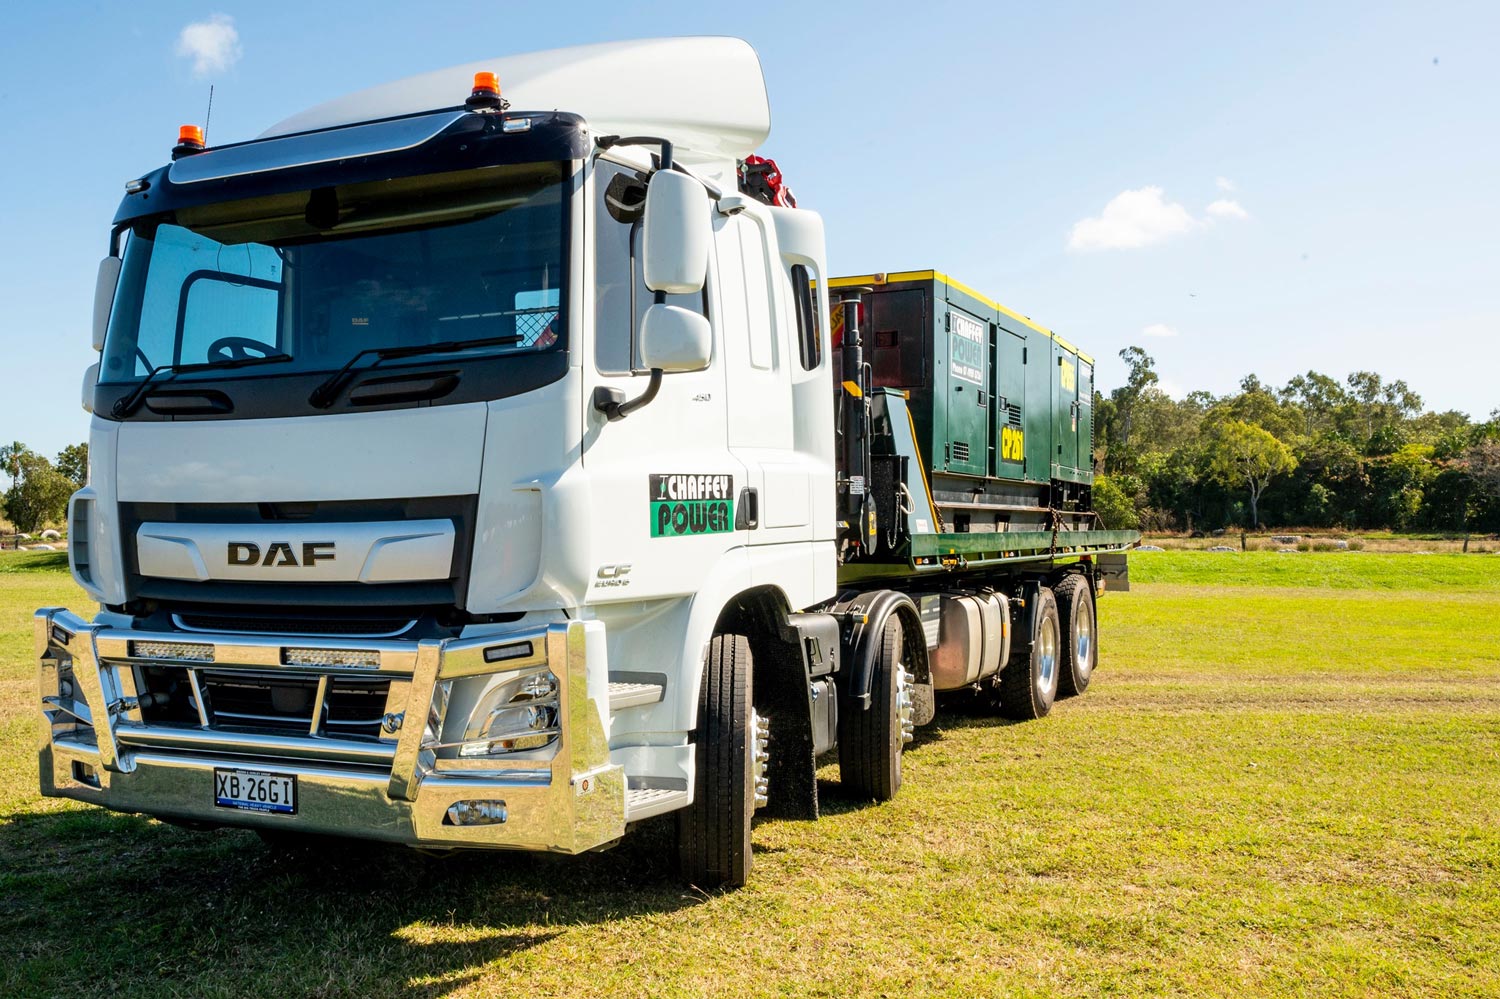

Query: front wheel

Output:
[678, 633, 758, 890]
[997, 587, 1061, 720]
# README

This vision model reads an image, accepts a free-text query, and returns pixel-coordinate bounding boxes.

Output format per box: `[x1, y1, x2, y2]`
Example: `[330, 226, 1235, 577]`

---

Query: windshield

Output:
[100, 162, 569, 388]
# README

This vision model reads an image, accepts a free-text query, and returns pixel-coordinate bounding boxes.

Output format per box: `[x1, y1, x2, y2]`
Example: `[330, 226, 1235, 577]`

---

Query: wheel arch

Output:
[710, 583, 823, 820]
[829, 589, 930, 710]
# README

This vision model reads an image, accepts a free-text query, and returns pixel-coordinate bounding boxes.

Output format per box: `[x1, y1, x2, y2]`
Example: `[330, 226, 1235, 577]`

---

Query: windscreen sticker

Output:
[650, 474, 736, 537]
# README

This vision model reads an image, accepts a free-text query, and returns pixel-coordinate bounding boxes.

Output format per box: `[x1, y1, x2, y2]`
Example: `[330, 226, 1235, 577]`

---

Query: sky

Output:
[1, 1, 1497, 464]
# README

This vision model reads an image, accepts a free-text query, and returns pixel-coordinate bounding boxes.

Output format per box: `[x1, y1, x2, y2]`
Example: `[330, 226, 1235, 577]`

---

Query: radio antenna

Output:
[203, 85, 214, 144]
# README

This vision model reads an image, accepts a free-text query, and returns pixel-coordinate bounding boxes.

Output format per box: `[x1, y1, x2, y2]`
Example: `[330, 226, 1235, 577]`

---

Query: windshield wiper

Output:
[308, 335, 522, 408]
[111, 353, 293, 418]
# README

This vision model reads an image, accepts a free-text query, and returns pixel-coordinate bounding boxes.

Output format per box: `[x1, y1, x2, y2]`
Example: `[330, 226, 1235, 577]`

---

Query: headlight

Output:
[436, 666, 560, 757]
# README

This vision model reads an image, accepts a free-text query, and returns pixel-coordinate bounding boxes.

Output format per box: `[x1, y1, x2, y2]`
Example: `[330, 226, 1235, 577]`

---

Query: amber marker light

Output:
[472, 71, 500, 96]
[465, 71, 508, 111]
[171, 124, 206, 160]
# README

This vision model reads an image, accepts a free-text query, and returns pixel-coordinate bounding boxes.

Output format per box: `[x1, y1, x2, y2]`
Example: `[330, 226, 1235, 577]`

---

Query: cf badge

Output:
[596, 564, 632, 589]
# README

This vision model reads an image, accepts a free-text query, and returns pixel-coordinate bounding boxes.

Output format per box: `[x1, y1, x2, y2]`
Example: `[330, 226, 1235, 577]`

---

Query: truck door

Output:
[717, 209, 808, 539]
[581, 159, 741, 599]
[943, 304, 989, 476]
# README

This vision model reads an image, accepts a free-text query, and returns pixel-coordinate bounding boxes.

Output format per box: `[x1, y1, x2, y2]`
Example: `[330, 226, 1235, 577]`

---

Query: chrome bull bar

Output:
[34, 608, 625, 853]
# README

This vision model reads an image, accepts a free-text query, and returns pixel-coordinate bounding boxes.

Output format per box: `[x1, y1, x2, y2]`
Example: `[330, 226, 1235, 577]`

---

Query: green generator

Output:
[829, 270, 1120, 577]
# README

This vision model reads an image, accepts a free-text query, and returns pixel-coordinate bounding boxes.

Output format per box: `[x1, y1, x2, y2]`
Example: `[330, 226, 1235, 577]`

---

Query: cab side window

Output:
[594, 159, 708, 374]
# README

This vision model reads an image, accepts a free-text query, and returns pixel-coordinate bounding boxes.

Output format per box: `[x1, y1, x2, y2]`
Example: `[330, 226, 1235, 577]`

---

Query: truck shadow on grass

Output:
[0, 803, 703, 998]
[1, 707, 1024, 996]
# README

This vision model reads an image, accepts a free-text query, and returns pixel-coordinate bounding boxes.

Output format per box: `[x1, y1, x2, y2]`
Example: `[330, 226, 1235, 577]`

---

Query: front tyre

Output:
[839, 616, 915, 801]
[678, 633, 756, 890]
[997, 586, 1061, 720]
[1054, 574, 1097, 697]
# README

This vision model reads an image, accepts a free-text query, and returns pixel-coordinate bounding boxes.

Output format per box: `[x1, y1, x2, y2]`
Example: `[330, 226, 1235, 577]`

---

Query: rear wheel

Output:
[678, 633, 758, 890]
[839, 617, 915, 801]
[997, 587, 1061, 720]
[1054, 574, 1097, 697]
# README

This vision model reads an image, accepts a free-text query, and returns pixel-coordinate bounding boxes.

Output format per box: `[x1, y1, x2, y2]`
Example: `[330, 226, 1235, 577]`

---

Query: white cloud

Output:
[1067, 186, 1197, 251]
[1142, 323, 1179, 338]
[1205, 198, 1250, 221]
[176, 14, 241, 78]
[1216, 176, 1236, 192]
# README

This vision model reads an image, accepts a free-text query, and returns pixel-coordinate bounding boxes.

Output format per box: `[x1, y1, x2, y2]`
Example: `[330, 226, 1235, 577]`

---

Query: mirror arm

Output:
[597, 135, 675, 171]
[594, 288, 671, 423]
[594, 135, 723, 198]
[593, 369, 662, 423]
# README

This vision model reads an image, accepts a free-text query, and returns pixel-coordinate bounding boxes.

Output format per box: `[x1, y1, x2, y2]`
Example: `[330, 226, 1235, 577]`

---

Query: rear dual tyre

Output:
[1054, 574, 1097, 697]
[839, 617, 915, 801]
[997, 586, 1061, 720]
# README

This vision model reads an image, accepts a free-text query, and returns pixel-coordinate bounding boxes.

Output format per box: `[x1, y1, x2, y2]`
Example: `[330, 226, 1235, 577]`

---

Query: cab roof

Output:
[261, 37, 771, 174]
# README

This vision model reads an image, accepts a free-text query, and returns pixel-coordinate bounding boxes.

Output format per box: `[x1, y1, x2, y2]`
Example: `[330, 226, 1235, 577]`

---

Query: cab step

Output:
[625, 784, 690, 821]
[608, 674, 666, 711]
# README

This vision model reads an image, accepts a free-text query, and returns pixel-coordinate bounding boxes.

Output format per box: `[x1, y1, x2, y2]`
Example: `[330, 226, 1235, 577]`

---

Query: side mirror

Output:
[639, 304, 711, 373]
[641, 171, 709, 295]
[93, 257, 122, 351]
[82, 362, 100, 414]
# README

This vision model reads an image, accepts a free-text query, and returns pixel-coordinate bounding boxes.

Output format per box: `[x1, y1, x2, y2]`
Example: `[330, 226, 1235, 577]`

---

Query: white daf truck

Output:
[37, 38, 1135, 888]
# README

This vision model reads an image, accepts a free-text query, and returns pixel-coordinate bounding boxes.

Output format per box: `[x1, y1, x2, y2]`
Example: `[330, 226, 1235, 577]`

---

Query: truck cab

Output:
[40, 38, 835, 886]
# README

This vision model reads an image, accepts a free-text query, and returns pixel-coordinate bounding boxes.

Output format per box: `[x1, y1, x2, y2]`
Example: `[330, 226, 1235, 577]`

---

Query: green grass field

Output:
[1, 549, 1497, 998]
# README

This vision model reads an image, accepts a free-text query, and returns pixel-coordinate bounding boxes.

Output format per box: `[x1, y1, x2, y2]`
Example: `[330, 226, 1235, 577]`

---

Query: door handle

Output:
[736, 487, 760, 531]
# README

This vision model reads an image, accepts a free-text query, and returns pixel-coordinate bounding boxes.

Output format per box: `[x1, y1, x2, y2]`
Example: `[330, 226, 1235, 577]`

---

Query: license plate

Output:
[214, 768, 297, 814]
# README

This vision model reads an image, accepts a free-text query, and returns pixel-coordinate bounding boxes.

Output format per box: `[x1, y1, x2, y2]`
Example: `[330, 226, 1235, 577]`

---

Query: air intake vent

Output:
[1007, 404, 1023, 427]
[952, 440, 971, 463]
[70, 498, 93, 586]
[175, 613, 416, 637]
[194, 670, 392, 738]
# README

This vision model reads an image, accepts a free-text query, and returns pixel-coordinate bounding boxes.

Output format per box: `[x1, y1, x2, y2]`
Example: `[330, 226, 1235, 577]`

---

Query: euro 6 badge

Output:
[650, 473, 735, 537]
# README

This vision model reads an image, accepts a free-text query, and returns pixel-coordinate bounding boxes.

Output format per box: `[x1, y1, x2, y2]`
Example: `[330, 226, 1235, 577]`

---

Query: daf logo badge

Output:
[227, 542, 336, 567]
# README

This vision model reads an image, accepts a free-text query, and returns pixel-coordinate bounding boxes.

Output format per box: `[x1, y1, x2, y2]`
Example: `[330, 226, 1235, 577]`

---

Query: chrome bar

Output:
[116, 726, 396, 765]
[37, 615, 632, 854]
[309, 675, 330, 737]
[93, 627, 421, 675]
[388, 640, 444, 801]
[427, 727, 561, 750]
[59, 616, 129, 774]
[186, 668, 210, 727]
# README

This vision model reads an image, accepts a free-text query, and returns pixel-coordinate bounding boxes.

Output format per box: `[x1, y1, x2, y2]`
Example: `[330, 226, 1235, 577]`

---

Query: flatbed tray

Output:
[837, 528, 1139, 583]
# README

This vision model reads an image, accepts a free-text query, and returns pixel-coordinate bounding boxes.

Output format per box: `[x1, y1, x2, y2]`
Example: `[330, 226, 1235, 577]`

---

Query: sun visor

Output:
[170, 112, 465, 185]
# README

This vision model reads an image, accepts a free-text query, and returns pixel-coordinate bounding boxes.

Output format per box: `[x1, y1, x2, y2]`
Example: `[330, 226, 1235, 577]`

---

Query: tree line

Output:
[1092, 348, 1500, 533]
[6, 369, 1500, 539]
[1, 442, 87, 534]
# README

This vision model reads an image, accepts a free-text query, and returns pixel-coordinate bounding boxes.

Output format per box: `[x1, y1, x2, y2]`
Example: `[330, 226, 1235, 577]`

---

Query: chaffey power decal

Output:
[649, 473, 735, 537]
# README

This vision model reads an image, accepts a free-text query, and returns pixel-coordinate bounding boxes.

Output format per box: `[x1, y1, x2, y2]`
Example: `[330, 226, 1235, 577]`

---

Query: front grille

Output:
[118, 494, 478, 611]
[140, 665, 391, 739]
